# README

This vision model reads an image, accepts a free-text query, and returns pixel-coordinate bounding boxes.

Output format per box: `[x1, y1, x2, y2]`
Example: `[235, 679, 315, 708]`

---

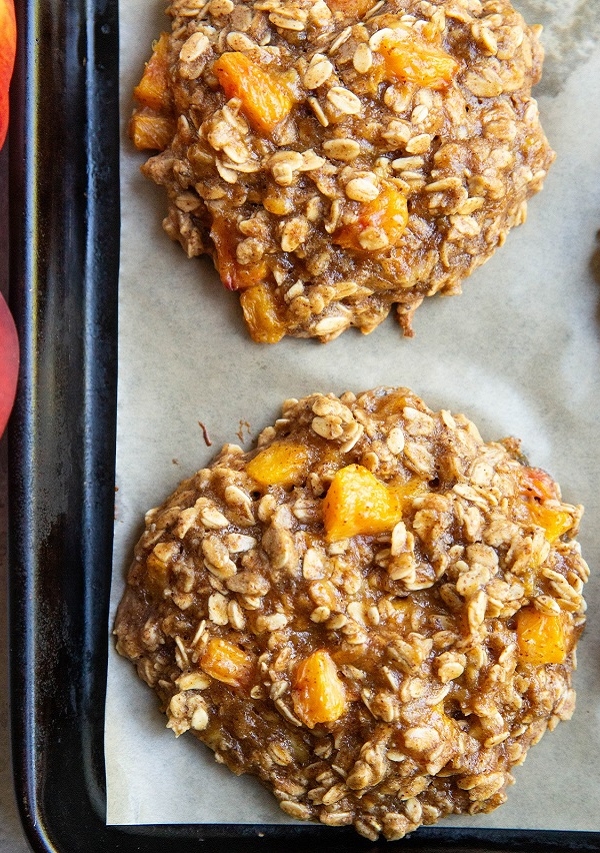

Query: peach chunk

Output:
[134, 32, 172, 112]
[213, 52, 294, 135]
[145, 541, 178, 594]
[334, 183, 408, 252]
[210, 216, 268, 292]
[527, 503, 573, 543]
[326, 0, 374, 16]
[323, 463, 420, 541]
[247, 442, 311, 488]
[200, 638, 255, 688]
[130, 32, 176, 151]
[516, 607, 568, 665]
[519, 467, 573, 543]
[377, 27, 458, 89]
[292, 649, 347, 728]
[240, 284, 287, 343]
[129, 111, 176, 151]
[520, 466, 561, 503]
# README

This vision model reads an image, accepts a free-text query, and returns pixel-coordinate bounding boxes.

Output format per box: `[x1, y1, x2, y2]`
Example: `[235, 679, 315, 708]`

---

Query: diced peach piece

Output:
[240, 284, 287, 343]
[213, 52, 294, 135]
[234, 262, 268, 290]
[322, 463, 421, 541]
[200, 637, 255, 688]
[518, 466, 573, 543]
[527, 503, 573, 543]
[516, 608, 568, 665]
[129, 111, 176, 151]
[145, 552, 169, 590]
[326, 0, 374, 16]
[246, 442, 311, 488]
[377, 29, 458, 90]
[292, 649, 347, 728]
[134, 33, 173, 112]
[520, 466, 560, 503]
[334, 183, 408, 253]
[210, 216, 268, 292]
[145, 541, 178, 594]
[371, 390, 412, 417]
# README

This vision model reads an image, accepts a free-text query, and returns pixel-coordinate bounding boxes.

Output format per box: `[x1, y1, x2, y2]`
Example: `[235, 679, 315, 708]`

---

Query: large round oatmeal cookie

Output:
[130, 0, 555, 343]
[115, 388, 588, 840]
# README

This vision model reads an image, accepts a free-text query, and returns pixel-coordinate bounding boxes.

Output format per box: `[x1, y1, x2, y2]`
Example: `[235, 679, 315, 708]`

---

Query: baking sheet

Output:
[106, 0, 600, 831]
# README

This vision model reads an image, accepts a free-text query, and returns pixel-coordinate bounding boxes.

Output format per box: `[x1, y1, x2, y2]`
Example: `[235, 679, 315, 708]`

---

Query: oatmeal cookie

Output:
[115, 388, 588, 840]
[130, 0, 554, 343]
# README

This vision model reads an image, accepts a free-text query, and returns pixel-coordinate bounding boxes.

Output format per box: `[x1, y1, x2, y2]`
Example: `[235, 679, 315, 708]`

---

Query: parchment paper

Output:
[106, 0, 600, 829]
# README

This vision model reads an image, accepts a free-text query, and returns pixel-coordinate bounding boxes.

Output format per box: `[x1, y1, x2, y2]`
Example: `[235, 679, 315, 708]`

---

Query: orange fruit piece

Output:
[292, 649, 347, 728]
[240, 284, 286, 344]
[519, 467, 573, 543]
[334, 183, 408, 253]
[323, 463, 421, 541]
[247, 442, 311, 488]
[210, 215, 268, 292]
[134, 32, 173, 112]
[129, 111, 176, 151]
[200, 638, 255, 688]
[213, 52, 294, 135]
[516, 607, 568, 665]
[378, 28, 458, 89]
[326, 0, 374, 16]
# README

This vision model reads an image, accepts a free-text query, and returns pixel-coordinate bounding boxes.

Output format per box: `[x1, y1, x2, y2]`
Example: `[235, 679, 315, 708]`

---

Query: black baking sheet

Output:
[7, 0, 600, 851]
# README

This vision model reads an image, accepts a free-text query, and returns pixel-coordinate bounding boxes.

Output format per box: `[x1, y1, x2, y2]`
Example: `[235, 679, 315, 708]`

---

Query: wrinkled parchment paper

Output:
[106, 0, 600, 830]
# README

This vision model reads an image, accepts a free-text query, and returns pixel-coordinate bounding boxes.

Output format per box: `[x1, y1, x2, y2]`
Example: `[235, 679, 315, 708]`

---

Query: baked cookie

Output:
[115, 388, 588, 840]
[130, 0, 554, 343]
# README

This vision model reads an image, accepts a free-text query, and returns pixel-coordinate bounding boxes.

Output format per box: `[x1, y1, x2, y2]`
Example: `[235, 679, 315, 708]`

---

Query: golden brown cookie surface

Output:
[115, 388, 588, 840]
[130, 0, 554, 342]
